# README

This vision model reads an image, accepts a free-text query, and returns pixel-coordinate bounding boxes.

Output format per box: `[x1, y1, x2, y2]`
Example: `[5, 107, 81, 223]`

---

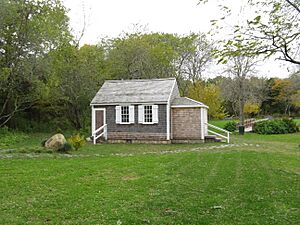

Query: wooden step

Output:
[204, 135, 217, 139]
[204, 135, 222, 143]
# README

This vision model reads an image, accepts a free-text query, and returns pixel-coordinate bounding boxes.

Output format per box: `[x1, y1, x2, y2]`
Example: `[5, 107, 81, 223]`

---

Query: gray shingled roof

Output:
[171, 97, 208, 108]
[91, 78, 176, 105]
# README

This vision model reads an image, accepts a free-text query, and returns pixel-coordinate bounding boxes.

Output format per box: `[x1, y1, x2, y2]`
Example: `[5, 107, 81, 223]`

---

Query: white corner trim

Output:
[200, 108, 205, 140]
[166, 79, 176, 141]
[166, 103, 170, 140]
[91, 105, 95, 135]
[167, 79, 177, 103]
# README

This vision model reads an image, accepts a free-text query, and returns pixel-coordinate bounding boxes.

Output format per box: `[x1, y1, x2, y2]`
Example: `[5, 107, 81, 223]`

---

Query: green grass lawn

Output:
[294, 119, 300, 125]
[0, 131, 299, 224]
[209, 119, 236, 128]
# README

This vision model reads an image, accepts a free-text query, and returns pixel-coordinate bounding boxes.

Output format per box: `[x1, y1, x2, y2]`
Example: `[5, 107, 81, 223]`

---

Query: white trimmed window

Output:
[116, 105, 134, 124]
[138, 105, 158, 124]
[144, 105, 152, 123]
[121, 106, 129, 123]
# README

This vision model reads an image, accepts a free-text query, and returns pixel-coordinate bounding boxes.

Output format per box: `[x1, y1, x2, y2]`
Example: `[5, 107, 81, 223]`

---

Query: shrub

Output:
[68, 134, 86, 150]
[41, 139, 47, 147]
[224, 121, 237, 132]
[0, 126, 10, 135]
[254, 118, 299, 134]
[0, 128, 28, 148]
[56, 127, 63, 134]
[58, 142, 73, 153]
[282, 118, 299, 133]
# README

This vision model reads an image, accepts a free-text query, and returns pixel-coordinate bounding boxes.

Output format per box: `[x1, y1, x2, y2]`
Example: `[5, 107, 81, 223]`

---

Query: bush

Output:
[41, 139, 47, 147]
[68, 134, 86, 150]
[224, 121, 237, 132]
[282, 118, 299, 133]
[0, 126, 10, 135]
[58, 142, 73, 153]
[56, 127, 63, 134]
[254, 118, 299, 134]
[0, 128, 28, 148]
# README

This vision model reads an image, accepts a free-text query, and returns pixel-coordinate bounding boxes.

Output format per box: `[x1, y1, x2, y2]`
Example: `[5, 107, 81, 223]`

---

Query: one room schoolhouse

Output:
[90, 78, 228, 144]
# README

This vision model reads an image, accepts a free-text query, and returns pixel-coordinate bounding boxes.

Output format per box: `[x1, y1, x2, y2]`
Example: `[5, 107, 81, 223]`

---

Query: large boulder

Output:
[45, 133, 66, 150]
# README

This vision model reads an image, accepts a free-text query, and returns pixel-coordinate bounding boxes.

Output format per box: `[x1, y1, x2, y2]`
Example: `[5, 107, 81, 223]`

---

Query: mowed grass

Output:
[0, 132, 299, 224]
[294, 119, 300, 125]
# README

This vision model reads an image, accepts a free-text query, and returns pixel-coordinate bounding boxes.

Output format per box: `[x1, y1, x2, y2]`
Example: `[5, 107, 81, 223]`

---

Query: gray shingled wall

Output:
[95, 104, 167, 140]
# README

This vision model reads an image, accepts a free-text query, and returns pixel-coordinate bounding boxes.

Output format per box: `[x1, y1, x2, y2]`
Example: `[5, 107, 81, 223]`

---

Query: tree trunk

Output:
[238, 77, 245, 135]
[239, 98, 245, 126]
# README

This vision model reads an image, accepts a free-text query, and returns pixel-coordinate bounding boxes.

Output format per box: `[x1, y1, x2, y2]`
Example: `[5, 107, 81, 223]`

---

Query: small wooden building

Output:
[90, 78, 214, 143]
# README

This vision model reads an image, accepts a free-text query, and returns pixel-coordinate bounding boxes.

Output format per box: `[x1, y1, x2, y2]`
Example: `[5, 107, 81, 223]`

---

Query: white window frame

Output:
[116, 105, 135, 124]
[121, 105, 130, 124]
[138, 105, 158, 124]
[144, 105, 153, 124]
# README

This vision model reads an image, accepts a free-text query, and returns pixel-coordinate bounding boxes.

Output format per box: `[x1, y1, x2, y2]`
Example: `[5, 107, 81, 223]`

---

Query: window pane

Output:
[144, 105, 153, 123]
[121, 106, 129, 123]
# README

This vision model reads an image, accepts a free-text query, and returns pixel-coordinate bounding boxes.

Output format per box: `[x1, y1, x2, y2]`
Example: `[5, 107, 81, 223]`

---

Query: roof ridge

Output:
[105, 77, 176, 83]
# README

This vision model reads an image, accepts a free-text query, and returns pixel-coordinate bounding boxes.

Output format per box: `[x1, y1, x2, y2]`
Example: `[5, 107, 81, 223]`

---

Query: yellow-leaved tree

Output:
[291, 90, 300, 108]
[244, 102, 260, 118]
[188, 81, 227, 119]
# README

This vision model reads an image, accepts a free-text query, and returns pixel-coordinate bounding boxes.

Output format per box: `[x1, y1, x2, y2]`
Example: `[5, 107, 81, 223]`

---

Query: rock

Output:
[45, 133, 66, 149]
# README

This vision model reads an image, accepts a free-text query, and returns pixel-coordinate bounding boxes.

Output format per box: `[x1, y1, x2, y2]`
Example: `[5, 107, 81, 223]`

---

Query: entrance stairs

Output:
[204, 135, 222, 143]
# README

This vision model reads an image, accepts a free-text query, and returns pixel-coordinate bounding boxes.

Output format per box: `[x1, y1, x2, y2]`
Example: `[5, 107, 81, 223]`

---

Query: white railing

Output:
[238, 118, 269, 132]
[92, 124, 107, 144]
[254, 118, 269, 123]
[205, 123, 231, 143]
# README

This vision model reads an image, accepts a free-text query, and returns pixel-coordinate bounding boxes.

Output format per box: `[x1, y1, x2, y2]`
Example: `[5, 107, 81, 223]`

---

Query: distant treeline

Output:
[0, 0, 299, 132]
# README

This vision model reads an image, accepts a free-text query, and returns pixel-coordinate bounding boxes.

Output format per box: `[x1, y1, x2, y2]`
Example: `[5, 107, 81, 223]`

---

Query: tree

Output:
[47, 44, 106, 129]
[104, 33, 180, 80]
[272, 79, 295, 115]
[260, 72, 300, 116]
[244, 101, 260, 117]
[0, 0, 71, 127]
[223, 56, 258, 128]
[199, 0, 300, 65]
[102, 32, 214, 95]
[174, 33, 214, 94]
[288, 71, 300, 112]
[188, 80, 226, 119]
[291, 90, 300, 108]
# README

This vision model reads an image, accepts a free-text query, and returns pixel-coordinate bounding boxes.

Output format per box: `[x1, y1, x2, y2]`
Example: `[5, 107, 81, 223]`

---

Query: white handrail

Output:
[207, 130, 228, 140]
[238, 118, 269, 132]
[205, 123, 231, 134]
[93, 124, 106, 135]
[92, 124, 107, 144]
[254, 118, 269, 123]
[205, 123, 230, 143]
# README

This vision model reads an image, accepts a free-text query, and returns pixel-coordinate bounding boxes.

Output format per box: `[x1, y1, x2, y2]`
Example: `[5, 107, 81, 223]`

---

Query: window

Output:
[121, 106, 129, 123]
[144, 105, 153, 123]
[138, 105, 158, 124]
[115, 105, 134, 124]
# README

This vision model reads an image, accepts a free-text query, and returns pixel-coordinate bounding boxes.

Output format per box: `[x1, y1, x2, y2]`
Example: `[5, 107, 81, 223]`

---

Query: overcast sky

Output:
[62, 0, 293, 78]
